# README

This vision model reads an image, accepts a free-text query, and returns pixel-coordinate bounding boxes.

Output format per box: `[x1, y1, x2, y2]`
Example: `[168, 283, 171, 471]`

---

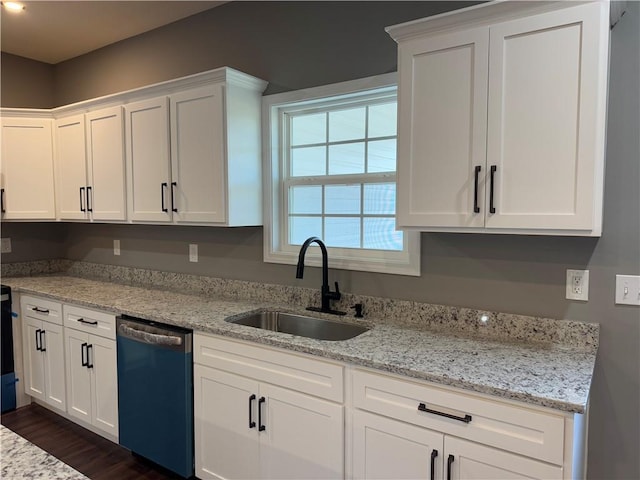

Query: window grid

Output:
[283, 98, 400, 251]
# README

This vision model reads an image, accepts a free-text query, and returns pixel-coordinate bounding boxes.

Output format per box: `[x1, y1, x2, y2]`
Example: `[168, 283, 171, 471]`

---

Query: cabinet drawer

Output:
[194, 334, 344, 403]
[352, 369, 564, 465]
[63, 304, 116, 340]
[21, 295, 62, 325]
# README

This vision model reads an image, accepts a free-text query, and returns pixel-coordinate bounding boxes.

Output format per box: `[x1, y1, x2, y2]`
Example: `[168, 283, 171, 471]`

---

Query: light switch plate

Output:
[189, 244, 198, 262]
[566, 269, 589, 301]
[615, 274, 640, 306]
[1, 238, 12, 254]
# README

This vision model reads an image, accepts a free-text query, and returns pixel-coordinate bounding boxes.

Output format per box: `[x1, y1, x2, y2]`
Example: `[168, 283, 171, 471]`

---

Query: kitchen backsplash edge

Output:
[1, 259, 598, 351]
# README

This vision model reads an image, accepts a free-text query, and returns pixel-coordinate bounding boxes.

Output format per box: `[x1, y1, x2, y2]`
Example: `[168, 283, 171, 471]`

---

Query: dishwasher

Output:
[117, 315, 194, 478]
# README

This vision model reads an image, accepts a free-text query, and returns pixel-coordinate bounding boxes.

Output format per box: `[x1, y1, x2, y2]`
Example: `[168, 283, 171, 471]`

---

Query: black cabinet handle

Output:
[77, 318, 98, 326]
[489, 165, 497, 214]
[161, 182, 168, 212]
[258, 396, 266, 432]
[447, 454, 454, 480]
[35, 329, 42, 351]
[430, 449, 438, 480]
[431, 449, 438, 480]
[1, 188, 5, 213]
[87, 344, 94, 368]
[81, 343, 88, 367]
[249, 394, 256, 429]
[39, 330, 46, 352]
[86, 186, 93, 212]
[418, 403, 472, 424]
[80, 187, 86, 212]
[171, 182, 177, 212]
[32, 307, 50, 314]
[473, 165, 481, 213]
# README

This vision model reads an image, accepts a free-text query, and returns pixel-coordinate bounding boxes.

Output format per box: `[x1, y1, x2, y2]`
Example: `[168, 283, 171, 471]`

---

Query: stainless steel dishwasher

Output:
[117, 315, 194, 478]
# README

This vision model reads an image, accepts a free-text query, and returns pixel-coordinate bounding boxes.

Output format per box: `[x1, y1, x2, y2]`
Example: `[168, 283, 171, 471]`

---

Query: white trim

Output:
[262, 73, 421, 277]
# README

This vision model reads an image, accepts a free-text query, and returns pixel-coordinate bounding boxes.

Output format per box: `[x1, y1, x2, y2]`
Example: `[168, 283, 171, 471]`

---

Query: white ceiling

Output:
[1, 1, 226, 64]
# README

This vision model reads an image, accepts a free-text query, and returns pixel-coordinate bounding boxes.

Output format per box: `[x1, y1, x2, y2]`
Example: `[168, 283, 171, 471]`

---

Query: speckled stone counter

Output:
[0, 425, 88, 479]
[2, 273, 598, 414]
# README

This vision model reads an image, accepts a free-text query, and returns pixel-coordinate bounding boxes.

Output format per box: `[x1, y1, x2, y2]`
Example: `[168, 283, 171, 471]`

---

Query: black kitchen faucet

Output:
[296, 237, 345, 315]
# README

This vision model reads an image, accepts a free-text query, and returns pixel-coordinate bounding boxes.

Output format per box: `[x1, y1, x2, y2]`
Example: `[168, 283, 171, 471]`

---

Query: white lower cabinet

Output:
[194, 334, 344, 480]
[353, 410, 561, 479]
[63, 304, 118, 440]
[351, 369, 580, 480]
[21, 296, 66, 411]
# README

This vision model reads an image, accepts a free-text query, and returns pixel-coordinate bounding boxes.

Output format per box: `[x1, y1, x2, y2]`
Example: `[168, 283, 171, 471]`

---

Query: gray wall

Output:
[0, 52, 55, 108]
[1, 2, 638, 478]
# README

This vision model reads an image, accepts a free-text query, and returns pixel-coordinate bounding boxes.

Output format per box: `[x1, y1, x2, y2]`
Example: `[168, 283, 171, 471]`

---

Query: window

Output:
[263, 73, 420, 276]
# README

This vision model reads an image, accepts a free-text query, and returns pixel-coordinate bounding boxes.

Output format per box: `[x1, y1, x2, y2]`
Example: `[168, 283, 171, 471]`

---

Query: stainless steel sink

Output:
[226, 311, 369, 341]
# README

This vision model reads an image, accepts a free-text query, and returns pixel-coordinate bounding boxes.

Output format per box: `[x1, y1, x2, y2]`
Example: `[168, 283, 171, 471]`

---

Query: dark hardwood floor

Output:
[1, 403, 185, 480]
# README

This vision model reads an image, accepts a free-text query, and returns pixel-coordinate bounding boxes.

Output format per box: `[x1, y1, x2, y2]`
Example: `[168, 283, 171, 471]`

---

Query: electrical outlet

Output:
[0, 238, 11, 254]
[615, 274, 640, 306]
[113, 239, 121, 256]
[189, 244, 198, 263]
[566, 269, 589, 301]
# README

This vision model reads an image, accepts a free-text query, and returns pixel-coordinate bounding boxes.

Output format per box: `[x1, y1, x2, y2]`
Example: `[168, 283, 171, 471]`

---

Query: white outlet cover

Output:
[0, 238, 12, 254]
[566, 269, 589, 301]
[189, 244, 198, 262]
[113, 239, 121, 256]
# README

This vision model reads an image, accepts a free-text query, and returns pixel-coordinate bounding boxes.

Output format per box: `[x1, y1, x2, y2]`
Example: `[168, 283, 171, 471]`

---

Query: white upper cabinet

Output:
[0, 116, 56, 220]
[56, 107, 126, 222]
[388, 1, 610, 236]
[85, 106, 127, 221]
[55, 114, 89, 220]
[125, 69, 267, 226]
[125, 96, 172, 223]
[170, 85, 226, 224]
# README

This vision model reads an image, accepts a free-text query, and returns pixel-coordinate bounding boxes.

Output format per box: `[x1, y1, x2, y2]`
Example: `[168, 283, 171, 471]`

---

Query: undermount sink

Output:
[226, 311, 369, 341]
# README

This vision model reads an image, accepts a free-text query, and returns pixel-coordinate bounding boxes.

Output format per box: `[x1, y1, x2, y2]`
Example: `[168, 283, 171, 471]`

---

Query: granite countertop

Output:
[0, 425, 88, 479]
[3, 275, 597, 414]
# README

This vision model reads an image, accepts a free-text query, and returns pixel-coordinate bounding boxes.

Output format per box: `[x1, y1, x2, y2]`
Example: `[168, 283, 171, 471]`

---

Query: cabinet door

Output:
[42, 322, 66, 410]
[55, 114, 88, 220]
[0, 117, 55, 219]
[396, 28, 488, 229]
[353, 410, 443, 480]
[445, 437, 562, 479]
[194, 364, 260, 480]
[65, 328, 91, 424]
[23, 317, 45, 401]
[486, 2, 608, 232]
[170, 85, 226, 224]
[259, 383, 343, 480]
[125, 97, 172, 222]
[89, 334, 118, 438]
[86, 106, 127, 221]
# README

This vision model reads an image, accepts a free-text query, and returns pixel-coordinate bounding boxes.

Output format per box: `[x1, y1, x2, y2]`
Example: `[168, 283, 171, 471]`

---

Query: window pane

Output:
[291, 113, 326, 146]
[289, 216, 322, 245]
[368, 139, 396, 173]
[329, 142, 365, 175]
[325, 217, 361, 248]
[290, 186, 322, 214]
[325, 184, 361, 214]
[291, 146, 326, 176]
[364, 183, 396, 215]
[329, 107, 366, 142]
[368, 102, 397, 138]
[363, 218, 403, 250]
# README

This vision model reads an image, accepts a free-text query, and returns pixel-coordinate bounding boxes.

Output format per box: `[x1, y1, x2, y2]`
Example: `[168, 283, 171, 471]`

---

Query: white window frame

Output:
[262, 73, 420, 276]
